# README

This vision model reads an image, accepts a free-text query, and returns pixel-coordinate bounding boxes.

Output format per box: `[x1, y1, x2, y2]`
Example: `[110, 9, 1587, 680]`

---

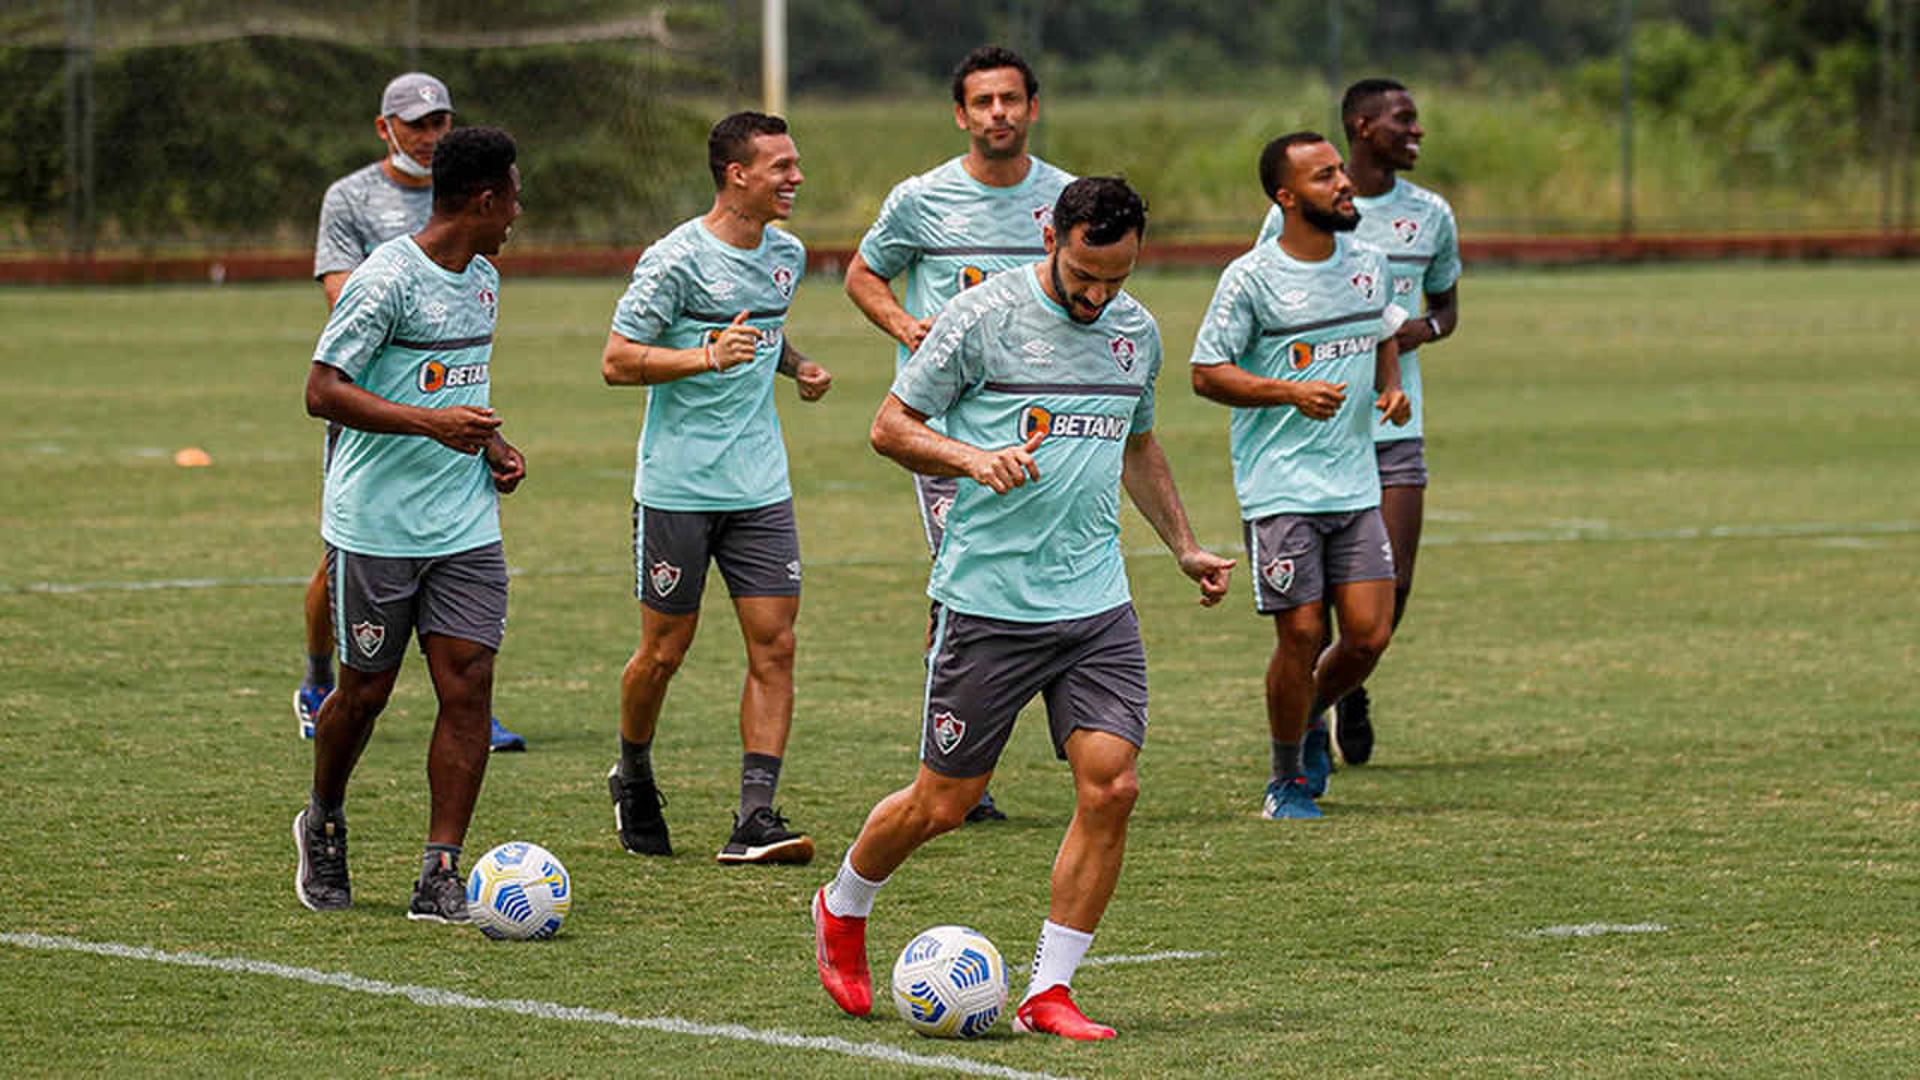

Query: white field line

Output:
[1526, 922, 1669, 938]
[5, 519, 1914, 597]
[0, 932, 1071, 1080]
[1080, 950, 1218, 968]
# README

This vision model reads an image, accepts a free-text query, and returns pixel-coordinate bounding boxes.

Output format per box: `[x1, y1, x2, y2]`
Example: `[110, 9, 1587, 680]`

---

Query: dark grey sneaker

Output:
[1334, 685, 1374, 766]
[608, 764, 672, 856]
[715, 806, 815, 865]
[407, 852, 471, 924]
[293, 806, 351, 911]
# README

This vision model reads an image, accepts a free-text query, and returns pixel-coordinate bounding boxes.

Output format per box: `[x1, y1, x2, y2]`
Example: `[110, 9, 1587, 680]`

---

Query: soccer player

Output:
[813, 178, 1234, 1039]
[1254, 79, 1460, 766]
[844, 45, 1073, 824]
[292, 126, 527, 921]
[1193, 133, 1411, 820]
[299, 72, 528, 753]
[601, 112, 833, 866]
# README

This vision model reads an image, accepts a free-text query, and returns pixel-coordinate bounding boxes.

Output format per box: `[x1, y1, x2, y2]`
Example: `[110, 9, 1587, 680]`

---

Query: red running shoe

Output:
[1013, 984, 1117, 1040]
[812, 886, 872, 1016]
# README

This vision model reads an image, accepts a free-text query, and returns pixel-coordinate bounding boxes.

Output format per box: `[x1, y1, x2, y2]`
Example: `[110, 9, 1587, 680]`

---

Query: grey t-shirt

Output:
[313, 162, 433, 279]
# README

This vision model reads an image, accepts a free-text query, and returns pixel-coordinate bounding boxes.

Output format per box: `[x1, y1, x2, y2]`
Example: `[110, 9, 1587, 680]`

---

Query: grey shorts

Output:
[633, 499, 802, 615]
[327, 541, 509, 672]
[913, 474, 958, 557]
[1376, 437, 1427, 489]
[1244, 509, 1395, 613]
[921, 602, 1148, 778]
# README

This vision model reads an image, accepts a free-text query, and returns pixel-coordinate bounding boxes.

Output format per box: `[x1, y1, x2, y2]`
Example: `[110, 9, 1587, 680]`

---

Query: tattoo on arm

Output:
[777, 338, 804, 378]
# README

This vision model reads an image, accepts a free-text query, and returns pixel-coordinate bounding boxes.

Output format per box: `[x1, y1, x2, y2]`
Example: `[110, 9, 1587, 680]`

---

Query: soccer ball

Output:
[466, 841, 571, 940]
[890, 925, 1008, 1038]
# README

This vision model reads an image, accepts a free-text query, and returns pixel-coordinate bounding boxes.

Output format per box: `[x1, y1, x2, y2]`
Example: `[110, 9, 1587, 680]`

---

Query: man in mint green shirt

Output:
[294, 127, 527, 924]
[601, 112, 833, 867]
[1194, 133, 1410, 821]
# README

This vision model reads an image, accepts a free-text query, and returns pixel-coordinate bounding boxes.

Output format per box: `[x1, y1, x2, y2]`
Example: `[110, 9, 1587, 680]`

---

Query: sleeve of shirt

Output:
[1131, 320, 1163, 434]
[855, 179, 920, 281]
[312, 259, 404, 382]
[1426, 204, 1462, 294]
[1189, 264, 1256, 368]
[1253, 205, 1283, 248]
[889, 296, 984, 420]
[610, 244, 685, 344]
[313, 182, 366, 279]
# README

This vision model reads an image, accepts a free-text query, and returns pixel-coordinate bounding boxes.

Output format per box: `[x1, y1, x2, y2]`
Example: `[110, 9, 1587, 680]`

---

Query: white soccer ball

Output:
[890, 925, 1008, 1038]
[466, 841, 571, 940]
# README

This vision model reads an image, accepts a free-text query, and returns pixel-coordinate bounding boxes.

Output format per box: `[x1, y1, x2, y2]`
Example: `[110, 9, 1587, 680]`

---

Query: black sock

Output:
[619, 737, 654, 785]
[740, 752, 782, 815]
[1272, 740, 1304, 782]
[422, 843, 461, 882]
[305, 653, 334, 688]
[309, 788, 343, 818]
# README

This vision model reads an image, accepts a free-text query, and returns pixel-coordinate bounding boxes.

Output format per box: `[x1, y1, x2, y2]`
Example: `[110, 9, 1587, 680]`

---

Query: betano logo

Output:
[1288, 334, 1377, 371]
[417, 360, 489, 393]
[1018, 404, 1127, 442]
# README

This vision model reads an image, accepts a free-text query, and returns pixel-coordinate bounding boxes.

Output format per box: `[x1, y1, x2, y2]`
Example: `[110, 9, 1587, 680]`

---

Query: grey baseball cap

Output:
[381, 72, 454, 121]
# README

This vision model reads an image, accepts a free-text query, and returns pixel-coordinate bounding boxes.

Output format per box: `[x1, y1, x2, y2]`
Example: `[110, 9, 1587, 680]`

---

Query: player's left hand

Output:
[1377, 389, 1411, 426]
[794, 360, 833, 401]
[486, 437, 527, 493]
[1178, 548, 1236, 606]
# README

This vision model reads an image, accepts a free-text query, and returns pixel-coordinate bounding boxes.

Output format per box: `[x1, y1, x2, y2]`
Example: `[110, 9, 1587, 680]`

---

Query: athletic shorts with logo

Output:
[1376, 436, 1427, 489]
[912, 473, 958, 557]
[327, 541, 508, 671]
[1244, 509, 1395, 614]
[920, 602, 1148, 778]
[633, 499, 802, 615]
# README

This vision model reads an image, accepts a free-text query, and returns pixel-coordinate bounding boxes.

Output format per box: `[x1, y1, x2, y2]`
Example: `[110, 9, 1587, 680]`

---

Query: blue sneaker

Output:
[1303, 716, 1333, 798]
[1262, 777, 1323, 820]
[294, 683, 331, 740]
[488, 716, 527, 753]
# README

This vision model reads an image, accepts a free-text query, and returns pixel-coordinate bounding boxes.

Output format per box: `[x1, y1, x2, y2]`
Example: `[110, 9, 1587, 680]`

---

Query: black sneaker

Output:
[608, 764, 672, 856]
[407, 852, 470, 924]
[1334, 686, 1374, 766]
[964, 788, 1007, 824]
[715, 806, 815, 865]
[293, 806, 351, 912]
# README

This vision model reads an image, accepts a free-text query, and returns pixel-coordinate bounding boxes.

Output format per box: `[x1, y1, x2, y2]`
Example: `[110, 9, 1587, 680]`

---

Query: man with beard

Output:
[1193, 133, 1410, 820]
[298, 72, 530, 754]
[813, 178, 1234, 1037]
[844, 46, 1076, 823]
[1256, 80, 1461, 768]
[601, 112, 833, 865]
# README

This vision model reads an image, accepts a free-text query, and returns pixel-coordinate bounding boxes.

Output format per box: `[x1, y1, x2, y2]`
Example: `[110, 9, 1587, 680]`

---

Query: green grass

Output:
[2, 263, 1917, 1076]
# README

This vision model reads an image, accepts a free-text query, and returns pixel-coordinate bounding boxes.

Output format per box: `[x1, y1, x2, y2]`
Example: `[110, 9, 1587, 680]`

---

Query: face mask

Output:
[386, 128, 433, 179]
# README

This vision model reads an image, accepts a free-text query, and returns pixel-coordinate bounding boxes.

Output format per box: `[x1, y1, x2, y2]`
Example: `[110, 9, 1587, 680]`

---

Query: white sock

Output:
[823, 852, 886, 918]
[1021, 919, 1094, 1004]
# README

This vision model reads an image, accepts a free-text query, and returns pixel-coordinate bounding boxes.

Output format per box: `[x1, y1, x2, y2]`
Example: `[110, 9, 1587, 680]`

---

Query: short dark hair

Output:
[1259, 131, 1329, 201]
[431, 126, 516, 212]
[1341, 77, 1408, 137]
[950, 45, 1038, 105]
[708, 111, 788, 190]
[1052, 176, 1147, 246]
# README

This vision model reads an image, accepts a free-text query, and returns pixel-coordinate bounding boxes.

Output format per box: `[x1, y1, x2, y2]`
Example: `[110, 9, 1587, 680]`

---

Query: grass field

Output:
[2, 263, 1917, 1077]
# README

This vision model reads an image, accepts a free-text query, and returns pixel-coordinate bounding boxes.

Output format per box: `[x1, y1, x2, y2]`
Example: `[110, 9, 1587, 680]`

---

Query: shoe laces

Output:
[309, 816, 348, 875]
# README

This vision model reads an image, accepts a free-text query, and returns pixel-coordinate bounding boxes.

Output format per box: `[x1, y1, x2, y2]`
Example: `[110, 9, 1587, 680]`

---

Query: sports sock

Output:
[1272, 739, 1304, 781]
[421, 843, 461, 882]
[308, 788, 343, 818]
[305, 653, 333, 688]
[740, 752, 782, 815]
[823, 851, 886, 918]
[618, 737, 654, 785]
[1022, 920, 1094, 1004]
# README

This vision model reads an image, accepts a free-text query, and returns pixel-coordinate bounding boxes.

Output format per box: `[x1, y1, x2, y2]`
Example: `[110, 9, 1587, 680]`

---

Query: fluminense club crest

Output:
[475, 287, 497, 320]
[1392, 217, 1420, 244]
[649, 560, 682, 597]
[1348, 271, 1377, 303]
[352, 620, 386, 658]
[1262, 557, 1295, 594]
[932, 711, 966, 754]
[771, 265, 796, 298]
[1032, 204, 1053, 231]
[929, 495, 953, 529]
[1109, 333, 1138, 373]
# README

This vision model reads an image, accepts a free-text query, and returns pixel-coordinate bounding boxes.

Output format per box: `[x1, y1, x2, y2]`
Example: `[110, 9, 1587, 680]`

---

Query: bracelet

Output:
[704, 338, 720, 372]
[1423, 314, 1442, 340]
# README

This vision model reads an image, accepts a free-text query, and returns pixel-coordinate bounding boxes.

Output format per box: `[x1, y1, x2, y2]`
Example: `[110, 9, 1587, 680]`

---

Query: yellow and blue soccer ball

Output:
[466, 841, 571, 940]
[890, 925, 1008, 1038]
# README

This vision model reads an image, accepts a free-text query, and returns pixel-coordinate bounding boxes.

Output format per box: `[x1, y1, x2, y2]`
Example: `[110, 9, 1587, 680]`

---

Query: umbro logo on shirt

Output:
[1277, 289, 1311, 310]
[1021, 339, 1054, 364]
